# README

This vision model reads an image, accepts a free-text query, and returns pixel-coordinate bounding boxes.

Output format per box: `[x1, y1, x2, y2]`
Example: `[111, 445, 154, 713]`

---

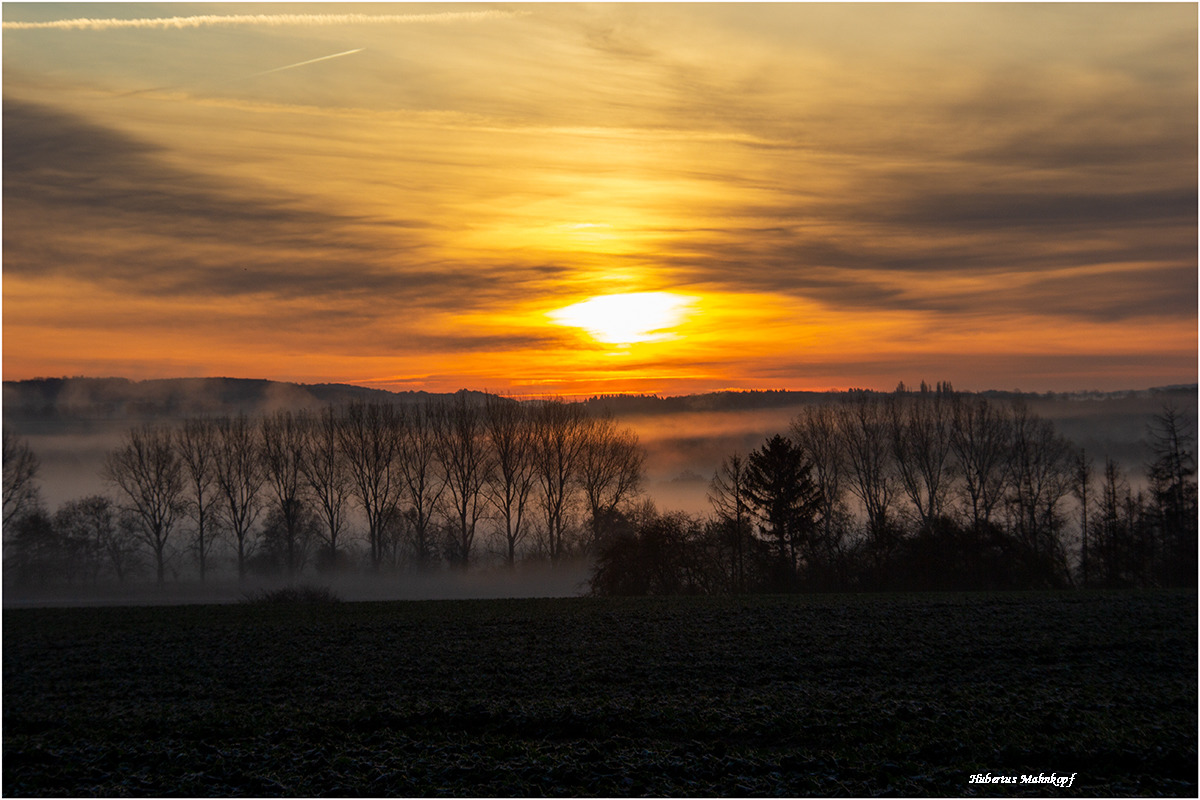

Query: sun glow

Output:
[548, 292, 697, 346]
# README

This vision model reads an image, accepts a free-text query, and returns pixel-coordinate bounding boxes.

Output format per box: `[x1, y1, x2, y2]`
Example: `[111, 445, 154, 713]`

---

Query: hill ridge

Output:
[3, 376, 1194, 422]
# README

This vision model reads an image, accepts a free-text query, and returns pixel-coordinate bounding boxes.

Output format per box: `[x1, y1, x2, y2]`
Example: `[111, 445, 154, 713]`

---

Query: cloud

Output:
[3, 4, 1194, 394]
[3, 98, 380, 278]
[249, 49, 365, 78]
[2, 98, 362, 231]
[0, 97, 542, 318]
[873, 189, 1196, 234]
[3, 10, 528, 32]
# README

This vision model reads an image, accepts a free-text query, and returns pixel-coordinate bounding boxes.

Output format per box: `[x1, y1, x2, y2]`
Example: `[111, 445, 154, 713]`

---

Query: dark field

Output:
[4, 591, 1196, 796]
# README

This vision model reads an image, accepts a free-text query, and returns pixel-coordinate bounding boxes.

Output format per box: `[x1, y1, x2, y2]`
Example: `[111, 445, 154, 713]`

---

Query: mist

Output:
[1, 559, 593, 609]
[619, 390, 1194, 514]
[4, 378, 1194, 606]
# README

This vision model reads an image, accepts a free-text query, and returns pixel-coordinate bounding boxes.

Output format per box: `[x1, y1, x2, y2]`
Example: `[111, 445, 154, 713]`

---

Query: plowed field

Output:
[4, 591, 1195, 796]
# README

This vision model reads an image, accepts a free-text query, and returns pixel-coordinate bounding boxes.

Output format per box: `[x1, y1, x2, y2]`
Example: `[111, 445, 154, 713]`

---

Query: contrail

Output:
[3, 10, 527, 31]
[249, 48, 365, 78]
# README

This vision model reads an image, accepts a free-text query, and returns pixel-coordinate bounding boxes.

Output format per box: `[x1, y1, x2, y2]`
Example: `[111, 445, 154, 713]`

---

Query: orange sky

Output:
[3, 3, 1196, 396]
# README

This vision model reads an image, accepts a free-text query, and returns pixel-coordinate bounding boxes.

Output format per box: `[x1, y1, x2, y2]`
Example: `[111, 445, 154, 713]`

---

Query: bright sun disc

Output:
[549, 292, 696, 345]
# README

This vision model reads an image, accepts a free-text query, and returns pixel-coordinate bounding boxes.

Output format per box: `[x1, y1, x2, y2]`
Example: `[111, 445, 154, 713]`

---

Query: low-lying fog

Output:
[628, 393, 1182, 513]
[3, 560, 594, 608]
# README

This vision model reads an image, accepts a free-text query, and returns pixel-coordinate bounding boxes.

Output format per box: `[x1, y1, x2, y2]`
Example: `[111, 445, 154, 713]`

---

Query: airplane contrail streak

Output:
[251, 48, 365, 78]
[3, 10, 526, 31]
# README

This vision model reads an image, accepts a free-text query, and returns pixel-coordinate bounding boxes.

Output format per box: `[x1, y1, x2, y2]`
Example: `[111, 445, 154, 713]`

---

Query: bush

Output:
[241, 584, 342, 605]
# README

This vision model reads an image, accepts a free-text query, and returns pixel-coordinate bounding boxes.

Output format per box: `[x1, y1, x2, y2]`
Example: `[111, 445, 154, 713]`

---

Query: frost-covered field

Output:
[4, 591, 1195, 796]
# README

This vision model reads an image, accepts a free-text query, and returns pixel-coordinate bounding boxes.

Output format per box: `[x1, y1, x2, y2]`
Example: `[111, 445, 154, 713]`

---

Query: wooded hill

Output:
[5, 376, 1195, 422]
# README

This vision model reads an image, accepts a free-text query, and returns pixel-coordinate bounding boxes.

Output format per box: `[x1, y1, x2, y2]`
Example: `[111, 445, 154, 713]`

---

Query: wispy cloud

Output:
[3, 10, 527, 32]
[249, 48, 365, 79]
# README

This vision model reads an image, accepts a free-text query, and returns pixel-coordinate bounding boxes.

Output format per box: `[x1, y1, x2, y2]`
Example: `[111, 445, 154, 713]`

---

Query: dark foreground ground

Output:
[3, 590, 1196, 796]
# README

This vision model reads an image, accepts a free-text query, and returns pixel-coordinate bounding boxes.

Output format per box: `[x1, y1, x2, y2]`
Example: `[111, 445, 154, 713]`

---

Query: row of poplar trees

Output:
[3, 395, 644, 585]
[591, 385, 1197, 594]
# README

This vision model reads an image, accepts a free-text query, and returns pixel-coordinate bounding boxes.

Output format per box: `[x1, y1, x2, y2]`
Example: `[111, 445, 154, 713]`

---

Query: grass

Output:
[3, 590, 1196, 796]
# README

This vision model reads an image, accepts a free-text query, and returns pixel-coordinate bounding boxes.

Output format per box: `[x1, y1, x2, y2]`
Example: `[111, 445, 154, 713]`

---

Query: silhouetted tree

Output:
[590, 509, 707, 596]
[1004, 402, 1073, 587]
[889, 386, 955, 532]
[837, 394, 899, 568]
[1095, 457, 1133, 586]
[339, 402, 404, 570]
[104, 425, 186, 584]
[744, 434, 821, 586]
[3, 430, 41, 528]
[397, 402, 445, 567]
[1145, 404, 1197, 584]
[213, 414, 265, 580]
[253, 503, 322, 576]
[791, 404, 851, 583]
[949, 394, 1013, 533]
[53, 495, 143, 584]
[433, 394, 492, 569]
[175, 418, 220, 582]
[578, 414, 644, 553]
[708, 453, 754, 592]
[299, 406, 353, 569]
[260, 410, 308, 577]
[1072, 448, 1094, 586]
[532, 400, 589, 564]
[483, 396, 536, 567]
[3, 508, 59, 585]
[950, 393, 1014, 586]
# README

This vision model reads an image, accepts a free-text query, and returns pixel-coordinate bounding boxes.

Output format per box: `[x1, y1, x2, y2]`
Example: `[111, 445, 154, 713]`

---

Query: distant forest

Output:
[2, 378, 1196, 594]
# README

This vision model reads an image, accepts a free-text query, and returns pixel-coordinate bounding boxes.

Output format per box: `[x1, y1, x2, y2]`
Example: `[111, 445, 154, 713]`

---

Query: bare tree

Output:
[3, 430, 41, 527]
[213, 414, 264, 581]
[1146, 403, 1198, 584]
[707, 453, 754, 592]
[1005, 401, 1073, 584]
[837, 393, 897, 558]
[104, 425, 186, 584]
[299, 406, 352, 568]
[791, 403, 849, 571]
[175, 418, 221, 582]
[4, 508, 58, 585]
[54, 495, 141, 584]
[260, 410, 308, 578]
[949, 394, 1013, 533]
[577, 414, 644, 554]
[1072, 448, 1094, 586]
[433, 394, 492, 569]
[396, 402, 445, 567]
[339, 402, 404, 570]
[889, 387, 955, 532]
[1096, 457, 1132, 586]
[532, 399, 589, 564]
[483, 396, 536, 566]
[52, 496, 105, 584]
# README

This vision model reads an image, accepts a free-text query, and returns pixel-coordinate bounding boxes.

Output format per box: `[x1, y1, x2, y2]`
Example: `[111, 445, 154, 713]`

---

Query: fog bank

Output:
[2, 560, 593, 608]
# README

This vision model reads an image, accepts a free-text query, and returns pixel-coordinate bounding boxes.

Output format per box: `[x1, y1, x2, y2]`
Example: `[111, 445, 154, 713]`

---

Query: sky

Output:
[3, 2, 1196, 397]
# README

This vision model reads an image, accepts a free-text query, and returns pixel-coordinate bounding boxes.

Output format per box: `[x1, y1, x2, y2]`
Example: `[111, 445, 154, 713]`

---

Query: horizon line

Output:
[2, 374, 1196, 404]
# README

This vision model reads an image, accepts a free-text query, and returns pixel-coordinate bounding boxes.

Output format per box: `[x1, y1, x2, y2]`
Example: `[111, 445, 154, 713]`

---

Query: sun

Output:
[548, 292, 697, 346]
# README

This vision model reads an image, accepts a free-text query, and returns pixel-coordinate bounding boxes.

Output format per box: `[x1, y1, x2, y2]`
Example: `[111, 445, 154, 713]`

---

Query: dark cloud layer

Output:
[2, 98, 506, 316]
[875, 189, 1196, 233]
[3, 99, 375, 241]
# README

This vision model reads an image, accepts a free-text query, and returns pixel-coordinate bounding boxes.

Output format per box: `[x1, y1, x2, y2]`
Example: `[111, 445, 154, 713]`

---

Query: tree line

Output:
[2, 395, 643, 585]
[591, 384, 1197, 595]
[3, 385, 1195, 594]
